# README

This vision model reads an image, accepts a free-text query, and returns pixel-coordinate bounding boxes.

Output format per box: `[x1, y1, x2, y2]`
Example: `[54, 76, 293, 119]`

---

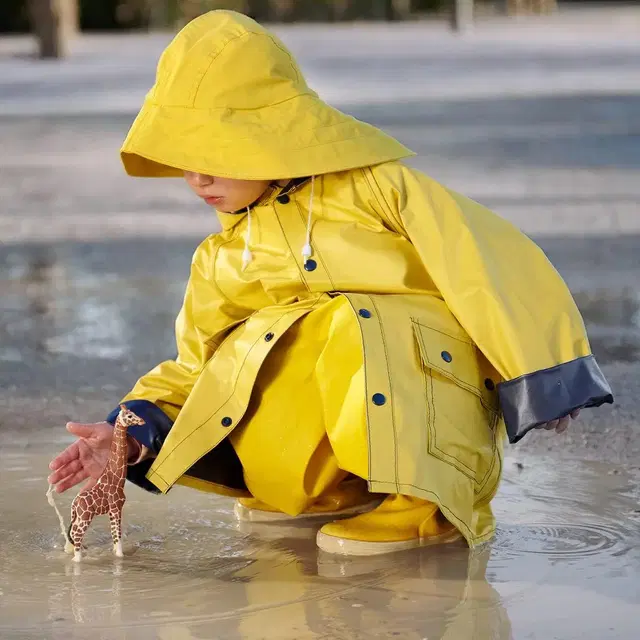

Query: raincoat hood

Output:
[121, 10, 413, 180]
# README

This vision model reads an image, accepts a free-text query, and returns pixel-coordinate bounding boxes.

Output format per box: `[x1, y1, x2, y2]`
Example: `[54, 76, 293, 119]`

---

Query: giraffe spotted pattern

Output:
[67, 405, 145, 562]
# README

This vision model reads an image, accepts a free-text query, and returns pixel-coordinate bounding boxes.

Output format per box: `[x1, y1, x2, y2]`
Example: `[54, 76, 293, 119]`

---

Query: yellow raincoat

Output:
[110, 11, 613, 547]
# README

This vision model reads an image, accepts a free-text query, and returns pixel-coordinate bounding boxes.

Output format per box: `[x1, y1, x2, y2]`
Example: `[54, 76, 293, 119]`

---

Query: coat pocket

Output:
[412, 319, 500, 492]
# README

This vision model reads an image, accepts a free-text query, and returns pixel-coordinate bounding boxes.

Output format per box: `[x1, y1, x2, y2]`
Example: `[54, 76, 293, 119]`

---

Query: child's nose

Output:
[187, 172, 214, 187]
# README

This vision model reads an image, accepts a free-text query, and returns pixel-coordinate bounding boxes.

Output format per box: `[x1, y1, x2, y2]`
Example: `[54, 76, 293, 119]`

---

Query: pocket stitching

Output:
[416, 320, 498, 492]
[413, 320, 499, 415]
[413, 319, 475, 346]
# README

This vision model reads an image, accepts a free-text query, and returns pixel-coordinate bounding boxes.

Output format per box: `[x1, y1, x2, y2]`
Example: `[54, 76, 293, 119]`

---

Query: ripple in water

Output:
[492, 523, 628, 560]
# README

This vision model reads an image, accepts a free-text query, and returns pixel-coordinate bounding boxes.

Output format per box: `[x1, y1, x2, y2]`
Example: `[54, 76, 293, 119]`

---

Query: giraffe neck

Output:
[107, 417, 129, 480]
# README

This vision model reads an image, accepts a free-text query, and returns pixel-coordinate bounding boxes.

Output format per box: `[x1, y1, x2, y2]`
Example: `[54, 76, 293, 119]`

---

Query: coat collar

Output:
[215, 177, 311, 232]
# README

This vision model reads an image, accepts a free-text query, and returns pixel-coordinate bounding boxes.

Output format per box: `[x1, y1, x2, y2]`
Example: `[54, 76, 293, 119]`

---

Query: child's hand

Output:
[538, 409, 581, 434]
[47, 422, 139, 493]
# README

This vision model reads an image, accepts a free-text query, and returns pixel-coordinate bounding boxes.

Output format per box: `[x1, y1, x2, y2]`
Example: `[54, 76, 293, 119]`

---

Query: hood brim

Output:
[121, 93, 414, 180]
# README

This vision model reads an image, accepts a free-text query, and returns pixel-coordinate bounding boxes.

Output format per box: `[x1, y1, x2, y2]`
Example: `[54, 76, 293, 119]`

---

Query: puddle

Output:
[0, 242, 191, 380]
[1, 243, 639, 376]
[0, 243, 638, 637]
[0, 448, 638, 639]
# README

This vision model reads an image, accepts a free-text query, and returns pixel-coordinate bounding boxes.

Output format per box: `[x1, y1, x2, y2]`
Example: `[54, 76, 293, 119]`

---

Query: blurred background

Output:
[0, 1, 635, 56]
[0, 1, 639, 465]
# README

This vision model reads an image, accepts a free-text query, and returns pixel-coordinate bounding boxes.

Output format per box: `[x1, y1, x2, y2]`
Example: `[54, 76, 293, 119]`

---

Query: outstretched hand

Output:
[537, 409, 581, 434]
[48, 422, 115, 493]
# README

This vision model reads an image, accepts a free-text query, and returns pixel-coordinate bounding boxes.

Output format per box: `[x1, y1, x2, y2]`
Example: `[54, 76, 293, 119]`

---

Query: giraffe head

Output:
[117, 405, 146, 428]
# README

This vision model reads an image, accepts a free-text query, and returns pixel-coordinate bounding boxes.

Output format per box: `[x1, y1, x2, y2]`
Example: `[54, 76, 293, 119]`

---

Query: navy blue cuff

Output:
[106, 400, 174, 456]
[498, 355, 614, 444]
[125, 459, 161, 494]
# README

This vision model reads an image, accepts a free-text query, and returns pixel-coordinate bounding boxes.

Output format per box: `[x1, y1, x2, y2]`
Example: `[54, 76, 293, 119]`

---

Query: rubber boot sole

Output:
[316, 528, 462, 556]
[234, 498, 383, 523]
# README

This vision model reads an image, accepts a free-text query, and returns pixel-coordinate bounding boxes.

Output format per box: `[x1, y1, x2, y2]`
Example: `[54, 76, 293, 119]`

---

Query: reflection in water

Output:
[23, 248, 58, 357]
[39, 529, 511, 640]
[11, 247, 130, 360]
[68, 561, 124, 628]
[0, 243, 639, 371]
[0, 243, 187, 370]
[0, 450, 639, 639]
[45, 284, 128, 360]
[308, 545, 512, 640]
[0, 246, 59, 363]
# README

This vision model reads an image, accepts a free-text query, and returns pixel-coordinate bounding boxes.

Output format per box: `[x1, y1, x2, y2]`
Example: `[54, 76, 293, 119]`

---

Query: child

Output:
[48, 11, 613, 556]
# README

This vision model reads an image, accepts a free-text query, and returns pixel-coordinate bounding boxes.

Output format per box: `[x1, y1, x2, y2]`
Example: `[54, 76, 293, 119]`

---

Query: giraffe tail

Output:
[64, 504, 80, 554]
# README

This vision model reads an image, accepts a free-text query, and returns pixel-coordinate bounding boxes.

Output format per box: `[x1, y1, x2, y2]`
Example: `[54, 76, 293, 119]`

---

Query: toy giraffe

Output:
[67, 405, 145, 562]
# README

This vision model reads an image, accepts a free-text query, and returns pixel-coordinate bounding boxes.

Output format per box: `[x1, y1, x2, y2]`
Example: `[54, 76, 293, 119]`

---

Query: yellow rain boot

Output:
[316, 495, 462, 556]
[234, 478, 382, 522]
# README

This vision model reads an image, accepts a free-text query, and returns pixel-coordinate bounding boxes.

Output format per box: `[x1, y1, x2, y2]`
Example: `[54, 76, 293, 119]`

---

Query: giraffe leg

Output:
[70, 516, 93, 563]
[109, 507, 124, 558]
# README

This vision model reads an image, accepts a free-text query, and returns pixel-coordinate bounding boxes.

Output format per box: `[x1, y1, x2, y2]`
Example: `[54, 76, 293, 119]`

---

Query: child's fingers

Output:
[556, 415, 571, 433]
[544, 419, 559, 431]
[47, 458, 83, 485]
[54, 469, 90, 493]
[66, 422, 97, 438]
[570, 409, 581, 420]
[49, 441, 80, 470]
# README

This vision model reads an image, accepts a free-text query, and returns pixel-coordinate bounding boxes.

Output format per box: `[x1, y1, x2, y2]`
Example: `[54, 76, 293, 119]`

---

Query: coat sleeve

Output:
[366, 162, 613, 443]
[106, 237, 249, 481]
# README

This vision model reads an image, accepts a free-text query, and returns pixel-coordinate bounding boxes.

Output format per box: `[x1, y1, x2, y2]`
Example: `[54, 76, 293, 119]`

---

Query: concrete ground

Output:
[0, 6, 639, 639]
[1, 5, 639, 464]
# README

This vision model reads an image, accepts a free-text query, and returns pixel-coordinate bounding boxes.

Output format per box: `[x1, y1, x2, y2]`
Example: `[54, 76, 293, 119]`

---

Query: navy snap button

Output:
[372, 393, 387, 406]
[277, 194, 290, 204]
[221, 417, 233, 427]
[358, 309, 372, 319]
[484, 378, 495, 391]
[441, 351, 453, 363]
[265, 332, 275, 342]
[304, 259, 317, 272]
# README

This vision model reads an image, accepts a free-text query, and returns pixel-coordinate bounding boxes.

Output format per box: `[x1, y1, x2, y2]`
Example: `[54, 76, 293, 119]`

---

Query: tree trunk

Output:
[342, 0, 395, 20]
[392, 0, 413, 20]
[29, 0, 77, 59]
[246, 0, 275, 21]
[450, 0, 473, 32]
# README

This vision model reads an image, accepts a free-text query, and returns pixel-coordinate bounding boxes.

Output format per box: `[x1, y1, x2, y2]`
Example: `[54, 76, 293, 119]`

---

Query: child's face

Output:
[184, 171, 273, 213]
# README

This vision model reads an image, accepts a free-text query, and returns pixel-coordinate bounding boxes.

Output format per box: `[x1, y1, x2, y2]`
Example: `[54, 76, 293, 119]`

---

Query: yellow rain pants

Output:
[229, 296, 368, 515]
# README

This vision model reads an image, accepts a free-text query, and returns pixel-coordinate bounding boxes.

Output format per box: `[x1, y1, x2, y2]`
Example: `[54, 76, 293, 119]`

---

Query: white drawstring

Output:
[243, 176, 315, 271]
[302, 175, 315, 263]
[242, 206, 253, 270]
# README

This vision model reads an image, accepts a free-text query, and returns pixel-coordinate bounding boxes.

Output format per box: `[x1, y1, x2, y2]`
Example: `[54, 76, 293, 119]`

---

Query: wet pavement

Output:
[1, 450, 639, 639]
[1, 8, 640, 639]
[1, 235, 639, 392]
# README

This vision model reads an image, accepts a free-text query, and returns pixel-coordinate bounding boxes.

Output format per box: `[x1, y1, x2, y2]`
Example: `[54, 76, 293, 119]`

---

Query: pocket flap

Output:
[412, 320, 499, 412]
